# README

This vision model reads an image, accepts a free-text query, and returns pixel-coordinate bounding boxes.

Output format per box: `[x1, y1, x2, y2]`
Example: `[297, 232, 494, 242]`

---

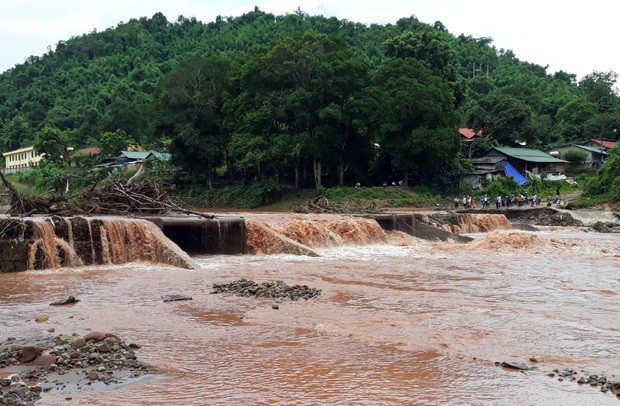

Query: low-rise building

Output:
[459, 128, 482, 143]
[483, 147, 568, 175]
[461, 156, 506, 189]
[2, 146, 43, 173]
[546, 145, 608, 168]
[586, 139, 616, 151]
[96, 150, 171, 170]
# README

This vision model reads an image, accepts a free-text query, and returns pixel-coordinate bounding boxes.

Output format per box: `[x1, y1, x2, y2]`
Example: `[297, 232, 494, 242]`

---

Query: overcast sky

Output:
[1, 0, 618, 81]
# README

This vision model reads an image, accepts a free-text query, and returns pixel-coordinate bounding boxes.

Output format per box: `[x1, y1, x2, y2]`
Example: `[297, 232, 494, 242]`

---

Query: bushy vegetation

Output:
[178, 179, 282, 209]
[584, 146, 620, 201]
[479, 177, 570, 199]
[0, 8, 617, 196]
[559, 149, 588, 164]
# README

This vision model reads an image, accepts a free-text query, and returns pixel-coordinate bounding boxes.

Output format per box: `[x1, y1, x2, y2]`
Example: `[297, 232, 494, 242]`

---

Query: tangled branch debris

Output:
[294, 195, 384, 214]
[0, 168, 213, 218]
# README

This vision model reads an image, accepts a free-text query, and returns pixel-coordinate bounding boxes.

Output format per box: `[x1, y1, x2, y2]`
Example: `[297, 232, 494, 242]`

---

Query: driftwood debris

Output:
[0, 168, 214, 219]
[294, 195, 384, 214]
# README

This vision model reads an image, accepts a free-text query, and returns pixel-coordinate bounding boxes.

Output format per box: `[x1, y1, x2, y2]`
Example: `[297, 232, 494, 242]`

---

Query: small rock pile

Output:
[0, 332, 152, 405]
[548, 369, 620, 396]
[211, 279, 321, 301]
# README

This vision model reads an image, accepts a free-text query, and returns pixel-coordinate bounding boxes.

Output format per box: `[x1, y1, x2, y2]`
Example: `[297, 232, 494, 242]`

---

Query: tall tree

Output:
[154, 57, 233, 188]
[374, 58, 460, 186]
[467, 92, 537, 146]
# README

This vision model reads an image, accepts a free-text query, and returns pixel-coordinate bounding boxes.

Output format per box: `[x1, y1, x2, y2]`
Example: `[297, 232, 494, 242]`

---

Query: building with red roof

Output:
[459, 128, 482, 142]
[587, 139, 616, 151]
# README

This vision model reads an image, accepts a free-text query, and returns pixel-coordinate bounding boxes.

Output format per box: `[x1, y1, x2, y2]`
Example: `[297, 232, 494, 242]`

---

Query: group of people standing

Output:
[454, 192, 563, 209]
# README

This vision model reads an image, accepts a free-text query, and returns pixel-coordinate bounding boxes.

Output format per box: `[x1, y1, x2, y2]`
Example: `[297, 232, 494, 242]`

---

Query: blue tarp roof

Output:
[504, 161, 528, 185]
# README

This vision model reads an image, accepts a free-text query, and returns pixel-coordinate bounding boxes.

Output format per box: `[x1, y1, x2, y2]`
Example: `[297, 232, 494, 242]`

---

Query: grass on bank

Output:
[5, 165, 612, 211]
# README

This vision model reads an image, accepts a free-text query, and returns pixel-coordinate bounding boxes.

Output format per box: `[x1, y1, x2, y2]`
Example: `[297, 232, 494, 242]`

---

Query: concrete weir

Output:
[148, 216, 246, 255]
[0, 213, 475, 272]
[367, 214, 473, 243]
[0, 215, 246, 273]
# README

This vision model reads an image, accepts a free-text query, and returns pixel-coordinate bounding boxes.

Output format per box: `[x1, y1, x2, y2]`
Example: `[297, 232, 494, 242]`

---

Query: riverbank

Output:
[0, 331, 154, 405]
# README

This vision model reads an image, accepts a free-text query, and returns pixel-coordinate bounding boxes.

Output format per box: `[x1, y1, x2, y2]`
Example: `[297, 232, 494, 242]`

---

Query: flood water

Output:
[0, 225, 619, 405]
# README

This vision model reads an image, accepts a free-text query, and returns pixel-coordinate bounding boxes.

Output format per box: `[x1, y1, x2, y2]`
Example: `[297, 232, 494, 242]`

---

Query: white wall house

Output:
[2, 146, 43, 173]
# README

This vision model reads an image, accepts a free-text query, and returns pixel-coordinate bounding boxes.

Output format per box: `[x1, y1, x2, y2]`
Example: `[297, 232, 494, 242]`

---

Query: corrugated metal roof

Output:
[469, 156, 505, 164]
[493, 147, 568, 163]
[119, 151, 150, 160]
[149, 152, 171, 161]
[592, 139, 616, 150]
[575, 145, 609, 155]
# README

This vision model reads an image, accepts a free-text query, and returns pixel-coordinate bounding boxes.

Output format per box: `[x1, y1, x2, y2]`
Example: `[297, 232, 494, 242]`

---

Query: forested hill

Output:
[0, 8, 618, 187]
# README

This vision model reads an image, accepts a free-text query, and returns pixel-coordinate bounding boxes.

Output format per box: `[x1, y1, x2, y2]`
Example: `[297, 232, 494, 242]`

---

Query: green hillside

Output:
[0, 8, 617, 189]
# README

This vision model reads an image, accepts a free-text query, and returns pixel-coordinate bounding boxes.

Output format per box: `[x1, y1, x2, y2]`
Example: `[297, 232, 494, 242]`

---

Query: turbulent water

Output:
[27, 217, 196, 270]
[1, 216, 619, 404]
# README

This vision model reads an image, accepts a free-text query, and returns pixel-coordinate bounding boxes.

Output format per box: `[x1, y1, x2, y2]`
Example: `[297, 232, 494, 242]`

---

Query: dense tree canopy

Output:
[0, 8, 618, 189]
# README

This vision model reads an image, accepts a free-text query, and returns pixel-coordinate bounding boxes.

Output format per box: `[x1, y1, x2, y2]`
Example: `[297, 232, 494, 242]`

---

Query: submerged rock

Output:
[49, 295, 80, 306]
[161, 295, 193, 303]
[500, 361, 530, 371]
[34, 315, 49, 323]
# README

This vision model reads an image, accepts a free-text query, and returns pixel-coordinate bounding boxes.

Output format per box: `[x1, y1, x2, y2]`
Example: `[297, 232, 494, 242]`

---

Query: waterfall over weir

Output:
[0, 212, 512, 272]
[1, 217, 196, 272]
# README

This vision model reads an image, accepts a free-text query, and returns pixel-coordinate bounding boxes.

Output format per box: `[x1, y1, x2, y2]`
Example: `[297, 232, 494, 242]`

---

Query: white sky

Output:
[0, 0, 618, 82]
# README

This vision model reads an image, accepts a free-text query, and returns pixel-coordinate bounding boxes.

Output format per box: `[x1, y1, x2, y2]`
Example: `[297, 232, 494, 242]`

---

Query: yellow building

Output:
[2, 146, 43, 172]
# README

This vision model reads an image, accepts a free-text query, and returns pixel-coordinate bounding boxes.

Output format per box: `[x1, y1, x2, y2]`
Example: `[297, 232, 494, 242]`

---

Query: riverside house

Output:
[482, 147, 568, 175]
[546, 144, 609, 169]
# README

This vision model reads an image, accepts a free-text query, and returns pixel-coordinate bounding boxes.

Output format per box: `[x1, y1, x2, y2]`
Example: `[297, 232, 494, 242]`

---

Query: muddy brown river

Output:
[1, 223, 619, 404]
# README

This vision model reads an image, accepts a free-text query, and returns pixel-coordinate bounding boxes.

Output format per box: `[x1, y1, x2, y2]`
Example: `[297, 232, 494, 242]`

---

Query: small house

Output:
[546, 145, 608, 168]
[459, 128, 482, 143]
[95, 150, 170, 170]
[586, 139, 616, 151]
[483, 147, 568, 175]
[461, 156, 506, 189]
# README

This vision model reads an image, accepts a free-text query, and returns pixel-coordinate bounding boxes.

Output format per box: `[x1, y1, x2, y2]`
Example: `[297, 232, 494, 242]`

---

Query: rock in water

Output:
[161, 294, 193, 303]
[84, 331, 106, 342]
[501, 361, 530, 371]
[50, 295, 80, 306]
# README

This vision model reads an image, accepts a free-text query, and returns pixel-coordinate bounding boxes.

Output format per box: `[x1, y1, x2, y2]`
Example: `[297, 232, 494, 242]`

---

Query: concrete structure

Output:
[483, 147, 567, 175]
[546, 145, 608, 168]
[2, 146, 42, 173]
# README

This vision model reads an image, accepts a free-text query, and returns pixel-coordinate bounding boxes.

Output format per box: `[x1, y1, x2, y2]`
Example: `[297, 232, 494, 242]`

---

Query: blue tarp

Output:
[504, 162, 528, 185]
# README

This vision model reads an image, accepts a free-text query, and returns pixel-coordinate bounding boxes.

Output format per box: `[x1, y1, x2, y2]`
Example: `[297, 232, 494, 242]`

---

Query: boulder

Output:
[18, 347, 43, 363]
[33, 354, 57, 367]
[84, 331, 106, 342]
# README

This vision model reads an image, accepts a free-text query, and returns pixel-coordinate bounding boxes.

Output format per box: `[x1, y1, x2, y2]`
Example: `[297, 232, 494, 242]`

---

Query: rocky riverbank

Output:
[0, 332, 155, 405]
